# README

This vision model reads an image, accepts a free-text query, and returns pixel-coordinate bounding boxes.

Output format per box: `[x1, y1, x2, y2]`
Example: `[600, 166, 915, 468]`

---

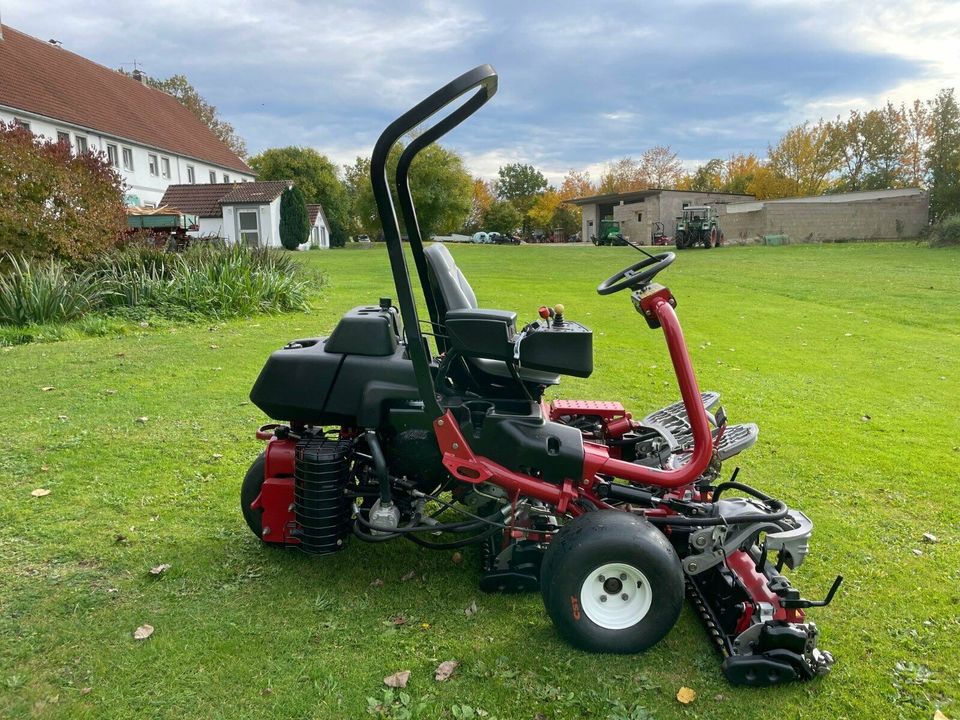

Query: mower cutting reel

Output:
[240, 65, 840, 686]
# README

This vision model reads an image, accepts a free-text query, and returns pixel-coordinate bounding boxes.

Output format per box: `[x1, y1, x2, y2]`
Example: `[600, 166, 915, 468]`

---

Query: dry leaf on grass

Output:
[676, 687, 697, 704]
[464, 600, 478, 617]
[135, 417, 149, 424]
[133, 624, 154, 640]
[435, 660, 459, 682]
[451, 551, 463, 564]
[31, 488, 51, 497]
[383, 670, 410, 688]
[933, 711, 950, 720]
[149, 564, 171, 576]
[400, 570, 417, 582]
[390, 615, 407, 626]
[40, 386, 55, 392]
[40, 465, 49, 472]
[80, 687, 92, 695]
[260, 688, 273, 697]
[370, 578, 384, 588]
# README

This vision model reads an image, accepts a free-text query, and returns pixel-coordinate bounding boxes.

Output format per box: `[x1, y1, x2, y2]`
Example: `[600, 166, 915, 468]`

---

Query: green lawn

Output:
[1, 242, 958, 720]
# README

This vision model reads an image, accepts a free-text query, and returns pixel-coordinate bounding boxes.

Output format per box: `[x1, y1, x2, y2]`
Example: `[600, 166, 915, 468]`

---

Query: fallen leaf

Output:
[383, 670, 410, 688]
[115, 352, 125, 357]
[104, 389, 117, 395]
[40, 386, 55, 392]
[212, 453, 223, 460]
[31, 488, 51, 497]
[934, 711, 950, 720]
[209, 344, 220, 349]
[420, 623, 430, 630]
[451, 551, 464, 564]
[912, 548, 923, 557]
[114, 534, 128, 544]
[58, 415, 69, 422]
[135, 416, 149, 424]
[107, 588, 119, 593]
[260, 687, 272, 697]
[80, 687, 92, 695]
[860, 415, 871, 422]
[676, 687, 697, 704]
[922, 532, 938, 544]
[464, 600, 478, 617]
[133, 624, 154, 640]
[40, 465, 49, 472]
[370, 578, 384, 588]
[435, 660, 459, 682]
[391, 615, 407, 626]
[400, 570, 417, 582]
[149, 563, 171, 576]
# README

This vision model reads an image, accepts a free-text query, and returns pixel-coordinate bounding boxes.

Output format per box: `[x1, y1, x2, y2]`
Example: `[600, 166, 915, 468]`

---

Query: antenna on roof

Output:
[48, 39, 63, 47]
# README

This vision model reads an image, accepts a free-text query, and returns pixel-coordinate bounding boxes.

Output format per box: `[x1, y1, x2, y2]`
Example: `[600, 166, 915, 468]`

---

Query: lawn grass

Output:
[1, 241, 958, 719]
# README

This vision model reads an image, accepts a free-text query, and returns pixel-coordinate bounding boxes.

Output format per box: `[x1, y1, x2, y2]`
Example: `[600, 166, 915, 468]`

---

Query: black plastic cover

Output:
[324, 305, 400, 356]
[249, 338, 343, 422]
[519, 320, 593, 378]
[445, 308, 517, 361]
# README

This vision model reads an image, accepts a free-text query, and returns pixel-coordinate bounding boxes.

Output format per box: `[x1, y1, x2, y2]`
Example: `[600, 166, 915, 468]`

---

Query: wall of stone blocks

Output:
[719, 194, 929, 242]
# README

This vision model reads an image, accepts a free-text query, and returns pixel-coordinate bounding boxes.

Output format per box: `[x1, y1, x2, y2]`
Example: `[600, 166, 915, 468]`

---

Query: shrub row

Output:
[927, 214, 960, 247]
[0, 244, 311, 328]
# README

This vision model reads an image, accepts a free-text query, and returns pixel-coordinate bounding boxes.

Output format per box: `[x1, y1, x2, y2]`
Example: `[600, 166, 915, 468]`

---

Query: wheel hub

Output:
[580, 562, 652, 630]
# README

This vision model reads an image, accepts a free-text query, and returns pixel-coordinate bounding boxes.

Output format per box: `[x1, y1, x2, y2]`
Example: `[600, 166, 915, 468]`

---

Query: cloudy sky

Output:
[4, 0, 959, 182]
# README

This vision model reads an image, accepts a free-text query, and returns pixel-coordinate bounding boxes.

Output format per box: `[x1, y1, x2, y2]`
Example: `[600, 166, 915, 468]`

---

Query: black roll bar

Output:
[370, 65, 498, 419]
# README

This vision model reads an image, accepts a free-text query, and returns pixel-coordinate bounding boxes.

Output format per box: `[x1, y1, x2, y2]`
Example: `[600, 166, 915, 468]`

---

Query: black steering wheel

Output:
[596, 252, 675, 295]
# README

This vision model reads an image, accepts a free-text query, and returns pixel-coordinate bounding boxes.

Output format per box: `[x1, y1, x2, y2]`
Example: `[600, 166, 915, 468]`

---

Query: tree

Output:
[559, 169, 595, 200]
[279, 185, 309, 250]
[597, 157, 649, 194]
[464, 178, 495, 233]
[903, 99, 929, 188]
[832, 110, 871, 191]
[143, 74, 247, 158]
[0, 122, 126, 260]
[767, 120, 840, 196]
[527, 189, 564, 231]
[926, 88, 960, 222]
[861, 103, 908, 190]
[250, 147, 350, 246]
[641, 145, 684, 188]
[724, 153, 765, 196]
[685, 158, 725, 191]
[481, 200, 523, 235]
[346, 142, 473, 239]
[494, 163, 548, 207]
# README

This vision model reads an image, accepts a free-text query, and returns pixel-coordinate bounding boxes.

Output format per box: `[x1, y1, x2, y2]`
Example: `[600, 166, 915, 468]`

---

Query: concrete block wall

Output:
[719, 193, 929, 242]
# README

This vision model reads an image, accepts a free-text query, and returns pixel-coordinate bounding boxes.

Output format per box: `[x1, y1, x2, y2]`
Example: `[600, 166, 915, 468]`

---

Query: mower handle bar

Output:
[370, 65, 499, 419]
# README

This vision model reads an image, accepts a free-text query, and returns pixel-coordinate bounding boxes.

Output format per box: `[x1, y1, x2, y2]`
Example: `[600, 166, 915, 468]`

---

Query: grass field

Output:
[1, 241, 958, 720]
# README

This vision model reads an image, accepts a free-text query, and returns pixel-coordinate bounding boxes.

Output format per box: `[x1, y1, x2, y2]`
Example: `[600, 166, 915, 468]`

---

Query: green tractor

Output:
[591, 220, 628, 246]
[674, 205, 724, 249]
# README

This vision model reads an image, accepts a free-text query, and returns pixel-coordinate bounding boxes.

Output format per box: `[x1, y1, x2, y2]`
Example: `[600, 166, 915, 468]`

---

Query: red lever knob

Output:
[538, 306, 551, 319]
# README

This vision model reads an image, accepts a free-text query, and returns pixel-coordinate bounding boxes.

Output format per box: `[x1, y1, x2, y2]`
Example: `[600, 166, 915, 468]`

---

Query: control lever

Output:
[780, 575, 843, 609]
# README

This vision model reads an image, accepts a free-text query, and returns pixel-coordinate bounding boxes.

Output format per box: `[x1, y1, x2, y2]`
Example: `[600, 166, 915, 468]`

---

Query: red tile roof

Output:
[0, 24, 252, 174]
[307, 203, 328, 228]
[159, 181, 288, 217]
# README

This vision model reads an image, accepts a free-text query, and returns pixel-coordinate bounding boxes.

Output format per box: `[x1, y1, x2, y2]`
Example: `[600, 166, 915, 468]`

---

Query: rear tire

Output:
[541, 511, 684, 654]
[241, 453, 266, 540]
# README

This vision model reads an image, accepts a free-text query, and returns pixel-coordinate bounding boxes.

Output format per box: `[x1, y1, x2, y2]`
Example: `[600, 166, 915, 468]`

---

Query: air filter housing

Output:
[294, 437, 352, 554]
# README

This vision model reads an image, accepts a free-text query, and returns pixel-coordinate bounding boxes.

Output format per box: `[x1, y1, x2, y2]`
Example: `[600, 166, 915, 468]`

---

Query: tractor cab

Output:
[675, 205, 723, 249]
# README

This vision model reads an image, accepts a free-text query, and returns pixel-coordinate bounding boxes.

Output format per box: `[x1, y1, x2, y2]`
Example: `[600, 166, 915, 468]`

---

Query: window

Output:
[106, 144, 119, 167]
[148, 154, 159, 176]
[75, 135, 88, 153]
[636, 212, 642, 222]
[14, 118, 31, 132]
[161, 157, 171, 178]
[143, 203, 156, 209]
[237, 209, 260, 246]
[187, 165, 195, 184]
[57, 130, 71, 146]
[223, 173, 231, 183]
[122, 147, 134, 171]
[209, 170, 217, 183]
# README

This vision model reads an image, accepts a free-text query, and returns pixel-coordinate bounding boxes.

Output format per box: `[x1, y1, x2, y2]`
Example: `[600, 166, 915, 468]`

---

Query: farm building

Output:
[0, 22, 254, 207]
[567, 187, 929, 244]
[567, 190, 755, 245]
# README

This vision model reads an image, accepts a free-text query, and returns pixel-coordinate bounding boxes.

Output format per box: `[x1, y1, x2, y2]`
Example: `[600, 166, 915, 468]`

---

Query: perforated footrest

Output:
[640, 391, 720, 447]
[715, 422, 759, 461]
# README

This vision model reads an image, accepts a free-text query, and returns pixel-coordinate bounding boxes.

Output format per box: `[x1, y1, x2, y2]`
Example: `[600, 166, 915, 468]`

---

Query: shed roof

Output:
[565, 188, 755, 206]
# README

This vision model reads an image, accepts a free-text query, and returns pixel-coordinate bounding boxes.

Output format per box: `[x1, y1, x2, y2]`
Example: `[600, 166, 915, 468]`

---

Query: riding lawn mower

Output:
[241, 65, 842, 687]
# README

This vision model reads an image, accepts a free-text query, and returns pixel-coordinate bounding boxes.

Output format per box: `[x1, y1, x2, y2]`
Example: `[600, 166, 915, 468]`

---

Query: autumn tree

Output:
[767, 120, 840, 196]
[685, 158, 725, 192]
[142, 73, 247, 158]
[862, 103, 908, 190]
[250, 147, 350, 246]
[724, 153, 765, 196]
[642, 145, 684, 188]
[597, 157, 649, 194]
[903, 99, 929, 188]
[926, 88, 960, 222]
[464, 178, 495, 233]
[0, 122, 126, 260]
[559, 169, 595, 200]
[527, 189, 563, 232]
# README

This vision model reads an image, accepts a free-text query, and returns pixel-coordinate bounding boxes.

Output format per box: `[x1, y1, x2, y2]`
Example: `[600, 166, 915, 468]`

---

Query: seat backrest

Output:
[424, 243, 478, 315]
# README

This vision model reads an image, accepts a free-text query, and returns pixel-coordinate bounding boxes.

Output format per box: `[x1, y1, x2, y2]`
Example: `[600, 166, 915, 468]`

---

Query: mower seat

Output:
[424, 243, 560, 386]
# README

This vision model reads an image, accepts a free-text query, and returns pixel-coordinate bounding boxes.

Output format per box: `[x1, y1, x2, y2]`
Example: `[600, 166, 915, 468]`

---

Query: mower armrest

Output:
[445, 308, 517, 361]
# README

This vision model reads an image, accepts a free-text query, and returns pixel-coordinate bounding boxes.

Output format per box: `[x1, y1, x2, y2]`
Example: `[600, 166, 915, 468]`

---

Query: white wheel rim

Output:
[579, 562, 652, 630]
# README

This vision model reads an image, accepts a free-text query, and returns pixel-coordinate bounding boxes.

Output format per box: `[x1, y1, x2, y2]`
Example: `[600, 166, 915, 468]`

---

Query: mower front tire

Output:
[541, 511, 684, 654]
[240, 453, 267, 540]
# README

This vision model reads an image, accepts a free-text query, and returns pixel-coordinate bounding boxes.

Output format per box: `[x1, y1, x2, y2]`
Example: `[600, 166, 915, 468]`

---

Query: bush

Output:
[928, 214, 960, 246]
[0, 244, 311, 329]
[0, 254, 107, 326]
[0, 122, 126, 261]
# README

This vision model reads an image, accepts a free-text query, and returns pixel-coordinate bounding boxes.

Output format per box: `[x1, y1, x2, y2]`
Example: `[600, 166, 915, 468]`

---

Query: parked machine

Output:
[675, 206, 724, 249]
[650, 221, 671, 246]
[241, 66, 840, 686]
[591, 222, 629, 246]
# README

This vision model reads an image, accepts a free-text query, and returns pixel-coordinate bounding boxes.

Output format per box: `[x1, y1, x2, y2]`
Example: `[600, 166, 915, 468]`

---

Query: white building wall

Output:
[0, 105, 254, 207]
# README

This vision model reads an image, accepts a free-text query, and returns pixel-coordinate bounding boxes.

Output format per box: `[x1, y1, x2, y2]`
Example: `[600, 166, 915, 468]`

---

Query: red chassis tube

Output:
[433, 292, 714, 497]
